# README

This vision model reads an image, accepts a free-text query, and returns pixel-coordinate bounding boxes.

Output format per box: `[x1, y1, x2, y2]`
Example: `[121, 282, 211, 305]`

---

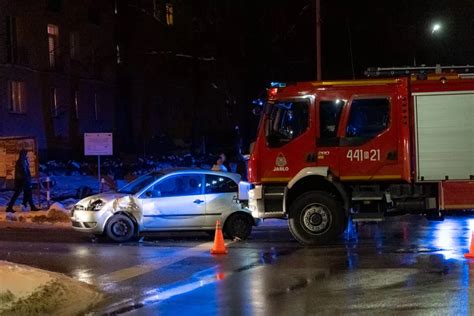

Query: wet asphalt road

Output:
[1, 215, 474, 315]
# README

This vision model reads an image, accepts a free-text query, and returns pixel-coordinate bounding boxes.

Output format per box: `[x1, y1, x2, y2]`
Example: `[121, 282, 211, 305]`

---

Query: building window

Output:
[48, 24, 59, 68]
[70, 32, 79, 59]
[94, 93, 98, 120]
[9, 81, 26, 113]
[166, 3, 174, 26]
[51, 87, 58, 116]
[116, 45, 121, 64]
[6, 16, 17, 63]
[74, 90, 79, 119]
[153, 0, 160, 20]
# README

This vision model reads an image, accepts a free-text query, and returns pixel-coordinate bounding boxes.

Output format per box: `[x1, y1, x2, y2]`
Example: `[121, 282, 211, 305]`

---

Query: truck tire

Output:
[288, 191, 345, 245]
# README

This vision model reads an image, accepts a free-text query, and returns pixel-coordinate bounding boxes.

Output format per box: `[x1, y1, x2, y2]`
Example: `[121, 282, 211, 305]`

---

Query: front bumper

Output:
[249, 185, 266, 219]
[70, 210, 106, 234]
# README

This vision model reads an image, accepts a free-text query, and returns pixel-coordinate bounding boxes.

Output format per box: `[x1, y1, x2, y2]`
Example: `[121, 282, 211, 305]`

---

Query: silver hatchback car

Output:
[71, 169, 256, 242]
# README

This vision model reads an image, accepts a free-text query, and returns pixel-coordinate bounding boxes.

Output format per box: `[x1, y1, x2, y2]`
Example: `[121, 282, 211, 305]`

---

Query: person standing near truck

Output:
[211, 153, 228, 172]
[5, 149, 40, 213]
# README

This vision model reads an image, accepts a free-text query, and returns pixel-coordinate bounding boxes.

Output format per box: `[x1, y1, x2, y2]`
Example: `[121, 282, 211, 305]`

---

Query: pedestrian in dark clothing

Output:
[5, 149, 39, 213]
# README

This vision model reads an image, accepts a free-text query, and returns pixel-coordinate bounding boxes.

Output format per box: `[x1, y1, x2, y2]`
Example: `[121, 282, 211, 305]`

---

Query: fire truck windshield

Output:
[266, 100, 309, 147]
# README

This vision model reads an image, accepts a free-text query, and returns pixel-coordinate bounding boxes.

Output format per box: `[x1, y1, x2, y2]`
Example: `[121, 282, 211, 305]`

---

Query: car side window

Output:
[205, 175, 237, 194]
[142, 183, 162, 198]
[149, 174, 202, 198]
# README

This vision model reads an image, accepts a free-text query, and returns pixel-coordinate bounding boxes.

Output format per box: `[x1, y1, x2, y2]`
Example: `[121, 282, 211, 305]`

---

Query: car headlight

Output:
[87, 199, 105, 211]
[93, 202, 104, 211]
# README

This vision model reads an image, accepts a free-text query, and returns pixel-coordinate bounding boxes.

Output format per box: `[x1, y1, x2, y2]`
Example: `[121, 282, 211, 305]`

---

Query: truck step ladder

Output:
[352, 213, 385, 222]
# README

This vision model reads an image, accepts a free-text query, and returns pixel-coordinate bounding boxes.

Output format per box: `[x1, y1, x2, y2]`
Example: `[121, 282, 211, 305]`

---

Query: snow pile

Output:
[0, 261, 102, 315]
[0, 203, 73, 225]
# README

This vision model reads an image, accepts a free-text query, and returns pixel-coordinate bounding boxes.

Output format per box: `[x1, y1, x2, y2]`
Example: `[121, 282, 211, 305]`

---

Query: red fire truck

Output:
[247, 70, 474, 245]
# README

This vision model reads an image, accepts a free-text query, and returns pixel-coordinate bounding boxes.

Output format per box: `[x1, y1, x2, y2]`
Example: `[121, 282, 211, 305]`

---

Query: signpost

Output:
[84, 133, 113, 186]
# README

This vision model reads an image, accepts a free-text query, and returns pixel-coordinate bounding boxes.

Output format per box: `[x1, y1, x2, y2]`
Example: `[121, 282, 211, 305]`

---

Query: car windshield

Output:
[118, 173, 164, 194]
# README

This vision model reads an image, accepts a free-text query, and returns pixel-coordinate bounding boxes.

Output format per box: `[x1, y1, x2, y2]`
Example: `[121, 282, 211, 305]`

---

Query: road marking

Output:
[99, 266, 226, 314]
[97, 242, 212, 285]
[97, 240, 236, 286]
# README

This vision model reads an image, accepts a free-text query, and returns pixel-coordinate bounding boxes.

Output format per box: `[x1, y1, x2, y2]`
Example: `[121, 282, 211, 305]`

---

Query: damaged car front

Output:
[70, 172, 163, 240]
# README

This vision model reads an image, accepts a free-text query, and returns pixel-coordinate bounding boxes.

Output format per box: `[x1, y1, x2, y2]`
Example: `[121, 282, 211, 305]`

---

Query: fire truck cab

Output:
[248, 73, 474, 245]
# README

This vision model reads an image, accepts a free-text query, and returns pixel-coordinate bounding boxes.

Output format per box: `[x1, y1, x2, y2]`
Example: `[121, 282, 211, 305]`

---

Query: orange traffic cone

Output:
[465, 232, 474, 259]
[211, 220, 228, 255]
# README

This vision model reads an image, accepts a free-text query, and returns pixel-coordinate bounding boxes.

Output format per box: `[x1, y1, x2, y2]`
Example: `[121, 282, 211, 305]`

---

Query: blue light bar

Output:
[270, 82, 286, 88]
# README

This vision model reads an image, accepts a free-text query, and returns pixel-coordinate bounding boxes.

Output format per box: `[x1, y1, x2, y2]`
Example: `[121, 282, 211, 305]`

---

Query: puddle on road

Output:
[392, 247, 442, 254]
[100, 266, 224, 314]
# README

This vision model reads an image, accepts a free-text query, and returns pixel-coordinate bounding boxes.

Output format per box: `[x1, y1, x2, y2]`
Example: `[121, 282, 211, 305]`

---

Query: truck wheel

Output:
[288, 191, 344, 245]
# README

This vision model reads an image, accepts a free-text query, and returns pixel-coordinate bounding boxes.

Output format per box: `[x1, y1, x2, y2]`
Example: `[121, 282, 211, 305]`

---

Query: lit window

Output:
[48, 24, 59, 67]
[74, 91, 79, 119]
[94, 93, 98, 120]
[70, 32, 79, 59]
[9, 81, 26, 113]
[51, 87, 58, 116]
[166, 3, 173, 26]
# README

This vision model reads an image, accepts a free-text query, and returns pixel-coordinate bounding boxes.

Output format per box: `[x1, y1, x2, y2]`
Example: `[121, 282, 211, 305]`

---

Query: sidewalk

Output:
[0, 261, 102, 315]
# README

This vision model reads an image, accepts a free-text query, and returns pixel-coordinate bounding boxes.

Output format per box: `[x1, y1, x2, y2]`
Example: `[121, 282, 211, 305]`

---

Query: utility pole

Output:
[316, 0, 322, 80]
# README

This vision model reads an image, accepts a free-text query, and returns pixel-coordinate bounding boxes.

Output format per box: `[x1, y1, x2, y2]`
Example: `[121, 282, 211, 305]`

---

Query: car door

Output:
[140, 174, 206, 230]
[204, 174, 239, 227]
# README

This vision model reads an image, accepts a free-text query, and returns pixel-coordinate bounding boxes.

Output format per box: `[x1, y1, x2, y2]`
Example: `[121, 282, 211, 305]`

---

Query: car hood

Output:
[77, 193, 131, 206]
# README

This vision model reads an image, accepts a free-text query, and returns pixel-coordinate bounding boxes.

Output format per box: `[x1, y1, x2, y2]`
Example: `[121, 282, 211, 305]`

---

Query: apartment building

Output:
[0, 0, 117, 156]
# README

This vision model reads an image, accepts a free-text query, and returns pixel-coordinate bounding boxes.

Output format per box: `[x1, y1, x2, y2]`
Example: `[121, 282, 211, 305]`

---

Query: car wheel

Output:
[105, 214, 136, 243]
[224, 213, 253, 240]
[288, 191, 345, 245]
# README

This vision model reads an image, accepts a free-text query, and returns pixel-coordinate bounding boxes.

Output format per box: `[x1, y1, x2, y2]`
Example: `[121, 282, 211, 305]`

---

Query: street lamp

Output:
[431, 23, 441, 34]
[430, 22, 443, 63]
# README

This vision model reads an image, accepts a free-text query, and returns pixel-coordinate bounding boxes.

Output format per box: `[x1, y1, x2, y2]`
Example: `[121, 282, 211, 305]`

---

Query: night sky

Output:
[251, 0, 474, 82]
[180, 0, 474, 149]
